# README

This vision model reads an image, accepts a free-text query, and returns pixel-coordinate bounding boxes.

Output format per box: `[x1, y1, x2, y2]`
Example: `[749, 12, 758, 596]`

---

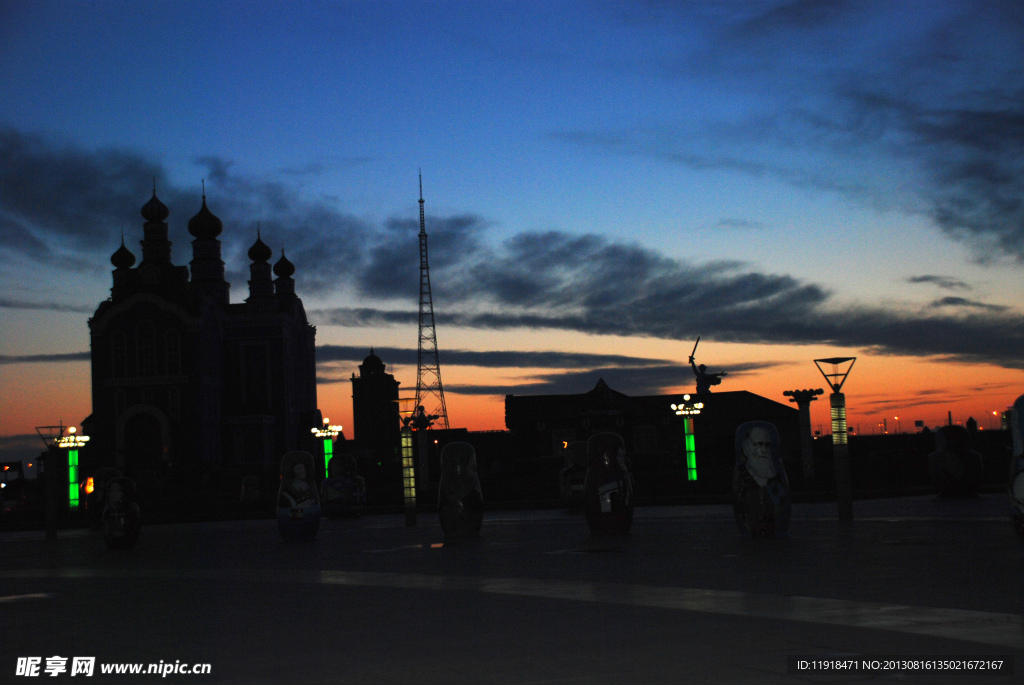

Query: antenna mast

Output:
[414, 171, 450, 429]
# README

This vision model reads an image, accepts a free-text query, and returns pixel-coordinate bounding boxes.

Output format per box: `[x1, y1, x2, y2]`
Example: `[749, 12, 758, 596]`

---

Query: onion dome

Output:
[247, 232, 272, 263]
[361, 348, 385, 373]
[273, 250, 295, 277]
[141, 190, 169, 223]
[187, 196, 223, 240]
[111, 239, 136, 269]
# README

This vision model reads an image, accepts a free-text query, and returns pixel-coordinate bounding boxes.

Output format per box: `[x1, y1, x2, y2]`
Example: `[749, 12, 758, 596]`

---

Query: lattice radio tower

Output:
[414, 171, 450, 429]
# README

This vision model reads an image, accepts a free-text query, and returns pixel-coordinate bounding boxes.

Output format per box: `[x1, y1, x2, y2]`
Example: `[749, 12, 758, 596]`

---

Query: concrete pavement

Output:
[2, 495, 1022, 683]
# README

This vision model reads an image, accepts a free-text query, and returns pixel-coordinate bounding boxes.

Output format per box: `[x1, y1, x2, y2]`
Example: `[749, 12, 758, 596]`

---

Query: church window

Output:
[111, 332, 128, 378]
[137, 321, 156, 376]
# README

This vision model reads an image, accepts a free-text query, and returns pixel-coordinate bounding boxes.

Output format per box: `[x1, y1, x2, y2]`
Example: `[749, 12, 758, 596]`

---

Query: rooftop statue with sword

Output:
[689, 337, 727, 395]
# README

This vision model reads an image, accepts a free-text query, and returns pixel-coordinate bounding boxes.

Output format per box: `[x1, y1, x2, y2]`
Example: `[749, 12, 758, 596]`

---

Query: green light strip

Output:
[68, 449, 79, 509]
[323, 439, 333, 476]
[684, 418, 697, 481]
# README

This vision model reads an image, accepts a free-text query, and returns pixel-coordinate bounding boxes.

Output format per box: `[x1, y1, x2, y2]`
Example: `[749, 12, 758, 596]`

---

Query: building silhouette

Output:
[505, 379, 800, 496]
[350, 349, 401, 464]
[82, 190, 319, 481]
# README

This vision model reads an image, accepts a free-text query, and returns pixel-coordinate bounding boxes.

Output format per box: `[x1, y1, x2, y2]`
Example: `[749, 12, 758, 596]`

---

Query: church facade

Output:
[82, 191, 319, 480]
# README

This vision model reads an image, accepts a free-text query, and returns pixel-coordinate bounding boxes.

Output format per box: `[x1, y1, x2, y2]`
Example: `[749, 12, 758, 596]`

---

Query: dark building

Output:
[350, 349, 401, 464]
[505, 379, 800, 497]
[82, 191, 319, 482]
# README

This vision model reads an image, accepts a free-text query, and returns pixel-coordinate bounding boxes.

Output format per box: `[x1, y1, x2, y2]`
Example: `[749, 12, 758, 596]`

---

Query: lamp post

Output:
[55, 426, 89, 512]
[670, 394, 704, 482]
[311, 418, 342, 478]
[814, 357, 856, 521]
[894, 416, 900, 435]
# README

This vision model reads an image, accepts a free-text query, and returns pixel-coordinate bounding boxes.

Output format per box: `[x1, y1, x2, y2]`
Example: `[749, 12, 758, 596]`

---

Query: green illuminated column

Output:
[401, 427, 416, 526]
[68, 448, 79, 509]
[683, 418, 697, 481]
[323, 438, 333, 476]
[311, 419, 341, 478]
[55, 427, 88, 512]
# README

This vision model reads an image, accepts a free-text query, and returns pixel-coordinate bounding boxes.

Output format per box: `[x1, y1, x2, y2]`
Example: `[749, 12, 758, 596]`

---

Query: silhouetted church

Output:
[82, 190, 319, 478]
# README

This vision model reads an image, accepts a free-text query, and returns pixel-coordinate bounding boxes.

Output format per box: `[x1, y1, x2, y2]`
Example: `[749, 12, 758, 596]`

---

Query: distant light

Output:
[84, 477, 95, 495]
[1, 483, 5, 489]
[69, 427, 76, 434]
[671, 397, 702, 416]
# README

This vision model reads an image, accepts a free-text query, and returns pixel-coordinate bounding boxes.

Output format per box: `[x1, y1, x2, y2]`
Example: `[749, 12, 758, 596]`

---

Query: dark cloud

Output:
[309, 308, 419, 327]
[0, 298, 93, 313]
[316, 344, 789, 397]
[317, 344, 680, 370]
[927, 296, 1008, 313]
[4, 127, 1022, 372]
[907, 275, 970, 291]
[0, 128, 161, 261]
[448, 360, 786, 397]
[0, 133, 375, 295]
[576, 3, 1024, 263]
[359, 214, 489, 299]
[0, 352, 90, 365]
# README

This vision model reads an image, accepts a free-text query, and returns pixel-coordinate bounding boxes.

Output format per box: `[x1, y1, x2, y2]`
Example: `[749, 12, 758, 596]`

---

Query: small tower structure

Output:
[413, 172, 450, 429]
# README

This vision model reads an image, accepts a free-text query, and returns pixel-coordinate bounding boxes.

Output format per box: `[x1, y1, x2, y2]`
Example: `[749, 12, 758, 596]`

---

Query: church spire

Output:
[246, 225, 274, 301]
[188, 184, 229, 304]
[139, 185, 171, 265]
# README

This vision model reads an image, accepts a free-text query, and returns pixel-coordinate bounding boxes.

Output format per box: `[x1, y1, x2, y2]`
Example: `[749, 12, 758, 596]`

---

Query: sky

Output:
[2, 0, 1023, 466]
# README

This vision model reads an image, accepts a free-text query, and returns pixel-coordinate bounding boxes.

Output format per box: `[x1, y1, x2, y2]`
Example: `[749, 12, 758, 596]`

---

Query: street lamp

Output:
[894, 416, 900, 434]
[311, 418, 342, 477]
[670, 394, 703, 481]
[55, 426, 89, 510]
[814, 356, 857, 521]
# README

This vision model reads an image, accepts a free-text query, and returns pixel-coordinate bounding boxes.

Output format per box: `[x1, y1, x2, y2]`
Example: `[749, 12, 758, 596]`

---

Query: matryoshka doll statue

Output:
[438, 441, 484, 542]
[277, 451, 321, 541]
[1009, 395, 1024, 542]
[583, 432, 634, 535]
[928, 425, 983, 497]
[733, 421, 791, 538]
[102, 476, 141, 550]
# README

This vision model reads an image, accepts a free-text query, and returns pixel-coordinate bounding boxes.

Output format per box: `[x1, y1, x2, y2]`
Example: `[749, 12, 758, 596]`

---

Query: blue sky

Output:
[2, 0, 1023, 459]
